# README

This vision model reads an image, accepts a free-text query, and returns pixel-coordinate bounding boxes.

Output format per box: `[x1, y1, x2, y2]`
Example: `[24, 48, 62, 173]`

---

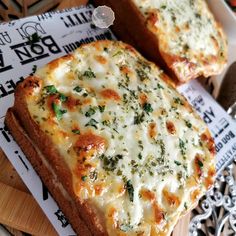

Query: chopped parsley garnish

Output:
[112, 50, 122, 57]
[174, 160, 181, 166]
[27, 32, 41, 44]
[126, 180, 134, 202]
[143, 103, 153, 114]
[85, 118, 98, 129]
[184, 202, 188, 210]
[134, 112, 145, 124]
[59, 93, 67, 102]
[72, 129, 80, 134]
[156, 139, 165, 157]
[195, 13, 201, 19]
[102, 120, 111, 127]
[52, 103, 67, 120]
[136, 68, 148, 81]
[44, 85, 57, 95]
[120, 224, 133, 232]
[138, 153, 142, 160]
[185, 120, 192, 128]
[73, 86, 83, 93]
[81, 176, 87, 181]
[83, 67, 96, 78]
[179, 139, 186, 157]
[98, 105, 105, 113]
[85, 107, 96, 117]
[174, 97, 184, 105]
[101, 154, 123, 171]
[44, 85, 67, 102]
[197, 159, 204, 168]
[183, 43, 190, 51]
[157, 83, 164, 89]
[89, 170, 98, 181]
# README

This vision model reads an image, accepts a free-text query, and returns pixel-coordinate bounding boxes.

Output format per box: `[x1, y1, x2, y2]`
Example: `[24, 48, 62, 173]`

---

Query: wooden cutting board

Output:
[0, 148, 190, 235]
[0, 0, 190, 234]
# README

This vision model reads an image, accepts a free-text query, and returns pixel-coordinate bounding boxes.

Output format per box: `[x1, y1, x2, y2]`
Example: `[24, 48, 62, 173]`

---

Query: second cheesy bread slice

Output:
[7, 40, 215, 235]
[94, 0, 228, 84]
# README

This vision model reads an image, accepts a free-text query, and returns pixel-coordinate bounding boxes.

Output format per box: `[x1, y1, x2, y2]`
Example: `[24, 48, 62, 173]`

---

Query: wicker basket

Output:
[0, 0, 87, 22]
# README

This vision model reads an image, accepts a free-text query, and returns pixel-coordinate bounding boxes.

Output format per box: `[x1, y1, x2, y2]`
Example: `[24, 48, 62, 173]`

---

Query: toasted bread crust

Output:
[93, 0, 179, 83]
[6, 76, 108, 235]
[5, 109, 92, 236]
[5, 40, 216, 235]
[93, 0, 227, 84]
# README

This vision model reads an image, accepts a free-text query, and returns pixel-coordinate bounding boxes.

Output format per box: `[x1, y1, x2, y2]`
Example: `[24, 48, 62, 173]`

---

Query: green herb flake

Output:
[98, 105, 105, 113]
[102, 120, 111, 127]
[85, 118, 98, 129]
[179, 139, 186, 156]
[174, 97, 184, 105]
[143, 103, 153, 114]
[184, 202, 188, 210]
[83, 67, 96, 79]
[72, 129, 80, 134]
[126, 180, 134, 202]
[136, 68, 148, 81]
[120, 224, 133, 232]
[117, 169, 122, 176]
[89, 170, 97, 181]
[44, 85, 57, 95]
[197, 159, 204, 168]
[185, 120, 192, 128]
[27, 32, 41, 44]
[112, 50, 122, 57]
[101, 154, 123, 171]
[174, 160, 181, 166]
[85, 107, 96, 117]
[52, 103, 67, 120]
[183, 43, 190, 51]
[195, 13, 201, 19]
[59, 93, 67, 102]
[157, 83, 164, 89]
[134, 112, 145, 124]
[138, 153, 142, 160]
[81, 175, 87, 181]
[73, 86, 83, 93]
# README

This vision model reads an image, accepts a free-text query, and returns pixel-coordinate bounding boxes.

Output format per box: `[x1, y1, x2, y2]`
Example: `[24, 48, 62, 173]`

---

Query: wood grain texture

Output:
[0, 0, 89, 22]
[172, 213, 191, 236]
[0, 151, 57, 236]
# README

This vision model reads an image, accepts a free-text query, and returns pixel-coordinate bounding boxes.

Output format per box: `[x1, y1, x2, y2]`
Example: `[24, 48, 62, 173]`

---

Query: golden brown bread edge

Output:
[5, 76, 108, 236]
[92, 0, 227, 85]
[93, 0, 184, 85]
[93, 0, 178, 83]
[4, 42, 216, 236]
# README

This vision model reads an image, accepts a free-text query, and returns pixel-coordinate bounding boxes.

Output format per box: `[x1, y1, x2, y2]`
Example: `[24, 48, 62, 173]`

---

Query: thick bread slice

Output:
[93, 0, 227, 84]
[6, 40, 215, 236]
[5, 109, 93, 236]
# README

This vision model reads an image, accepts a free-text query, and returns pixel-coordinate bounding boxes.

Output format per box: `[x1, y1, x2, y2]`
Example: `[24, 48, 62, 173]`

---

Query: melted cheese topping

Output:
[26, 40, 215, 235]
[132, 0, 227, 82]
